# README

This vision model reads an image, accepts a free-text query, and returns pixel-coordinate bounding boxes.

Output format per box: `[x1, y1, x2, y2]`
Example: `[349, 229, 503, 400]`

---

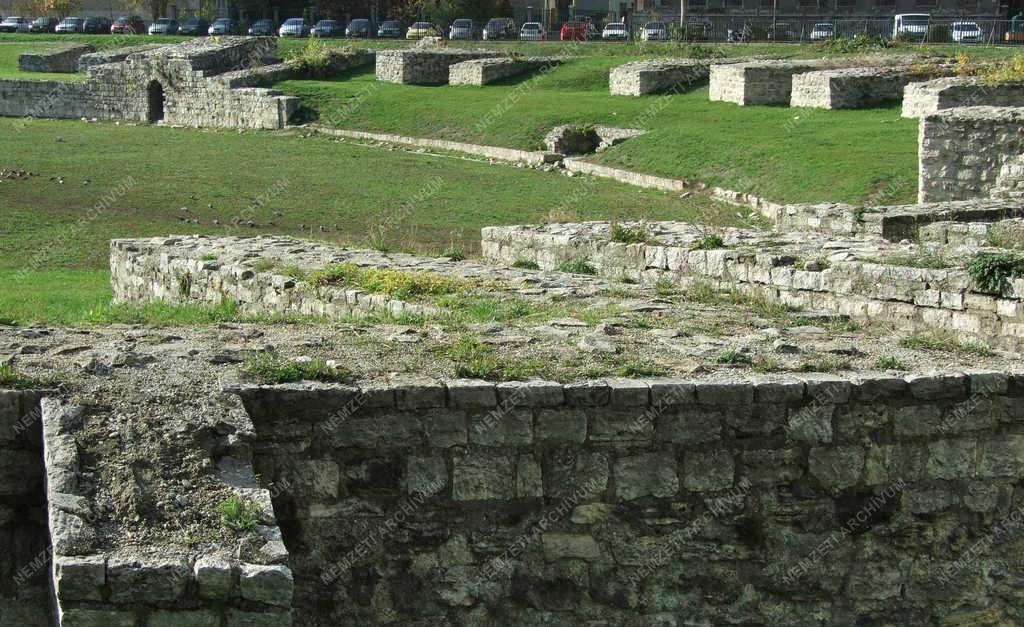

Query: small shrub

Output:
[716, 350, 752, 365]
[979, 55, 1024, 85]
[610, 221, 653, 245]
[752, 356, 783, 374]
[556, 257, 598, 275]
[815, 32, 899, 54]
[694, 233, 726, 250]
[511, 259, 540, 270]
[253, 258, 278, 272]
[967, 251, 1024, 294]
[243, 353, 350, 384]
[286, 38, 334, 78]
[306, 263, 469, 300]
[441, 245, 465, 262]
[447, 336, 500, 380]
[282, 265, 306, 280]
[874, 355, 908, 371]
[216, 495, 262, 533]
[200, 253, 218, 261]
[654, 277, 677, 296]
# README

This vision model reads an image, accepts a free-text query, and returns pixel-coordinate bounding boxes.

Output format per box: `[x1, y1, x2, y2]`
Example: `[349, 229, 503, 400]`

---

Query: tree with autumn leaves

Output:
[309, 0, 513, 23]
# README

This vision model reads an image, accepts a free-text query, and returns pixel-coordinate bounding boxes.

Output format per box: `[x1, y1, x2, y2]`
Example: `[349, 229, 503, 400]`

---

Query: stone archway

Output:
[147, 80, 165, 124]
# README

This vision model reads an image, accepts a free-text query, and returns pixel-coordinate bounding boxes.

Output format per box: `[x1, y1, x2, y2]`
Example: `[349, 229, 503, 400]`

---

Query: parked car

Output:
[346, 18, 370, 37]
[560, 21, 587, 41]
[83, 16, 111, 33]
[311, 19, 341, 38]
[55, 17, 84, 34]
[809, 22, 834, 41]
[29, 16, 58, 33]
[406, 21, 439, 39]
[894, 13, 930, 40]
[483, 17, 515, 40]
[179, 17, 208, 35]
[278, 18, 308, 37]
[952, 21, 983, 44]
[601, 22, 627, 41]
[208, 18, 239, 35]
[247, 19, 276, 35]
[377, 20, 401, 38]
[519, 22, 545, 41]
[148, 18, 178, 35]
[111, 15, 146, 34]
[0, 16, 30, 32]
[449, 18, 478, 40]
[640, 22, 668, 41]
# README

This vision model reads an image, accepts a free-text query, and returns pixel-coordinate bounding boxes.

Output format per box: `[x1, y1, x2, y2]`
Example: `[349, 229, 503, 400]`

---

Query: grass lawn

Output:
[0, 117, 735, 324]
[0, 34, 189, 80]
[279, 57, 921, 204]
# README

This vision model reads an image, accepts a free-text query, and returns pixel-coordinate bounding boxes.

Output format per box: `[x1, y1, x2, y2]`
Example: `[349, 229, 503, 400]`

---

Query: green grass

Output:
[278, 55, 921, 204]
[305, 263, 471, 299]
[215, 495, 263, 533]
[899, 330, 992, 357]
[0, 118, 730, 324]
[243, 352, 351, 384]
[0, 362, 61, 389]
[0, 35, 189, 80]
[966, 251, 1024, 294]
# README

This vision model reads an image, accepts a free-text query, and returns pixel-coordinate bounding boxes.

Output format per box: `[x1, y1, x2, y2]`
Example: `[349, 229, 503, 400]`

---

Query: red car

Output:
[560, 21, 587, 41]
[111, 15, 146, 34]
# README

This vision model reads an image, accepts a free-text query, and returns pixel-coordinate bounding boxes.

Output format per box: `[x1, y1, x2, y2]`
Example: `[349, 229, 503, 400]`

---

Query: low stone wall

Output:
[609, 59, 709, 96]
[902, 77, 1024, 118]
[235, 372, 1024, 624]
[109, 235, 612, 322]
[77, 44, 167, 72]
[919, 106, 1024, 203]
[449, 56, 558, 86]
[482, 221, 1024, 350]
[544, 125, 645, 155]
[376, 49, 505, 85]
[563, 158, 688, 192]
[19, 44, 95, 73]
[0, 79, 92, 118]
[41, 397, 295, 625]
[764, 198, 1024, 239]
[308, 125, 557, 165]
[791, 67, 911, 109]
[995, 154, 1024, 199]
[0, 391, 50, 627]
[709, 61, 819, 106]
[918, 219, 1024, 248]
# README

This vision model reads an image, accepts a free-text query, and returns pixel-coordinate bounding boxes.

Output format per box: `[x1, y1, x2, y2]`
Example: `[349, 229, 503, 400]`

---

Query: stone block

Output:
[682, 450, 734, 492]
[107, 557, 190, 603]
[54, 555, 105, 601]
[536, 408, 587, 443]
[406, 455, 448, 496]
[452, 452, 515, 501]
[194, 556, 234, 600]
[809, 446, 864, 489]
[541, 533, 602, 561]
[613, 452, 679, 500]
[238, 563, 294, 607]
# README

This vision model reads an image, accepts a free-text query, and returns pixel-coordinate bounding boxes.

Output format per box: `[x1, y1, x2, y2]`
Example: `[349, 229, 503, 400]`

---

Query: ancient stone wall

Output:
[482, 221, 1024, 351]
[902, 77, 1024, 118]
[790, 67, 910, 110]
[0, 37, 299, 130]
[236, 373, 1024, 624]
[19, 44, 94, 73]
[0, 391, 50, 627]
[709, 61, 818, 106]
[449, 57, 558, 86]
[375, 49, 505, 85]
[995, 154, 1024, 200]
[609, 59, 709, 96]
[41, 398, 295, 625]
[918, 106, 1024, 203]
[77, 44, 167, 72]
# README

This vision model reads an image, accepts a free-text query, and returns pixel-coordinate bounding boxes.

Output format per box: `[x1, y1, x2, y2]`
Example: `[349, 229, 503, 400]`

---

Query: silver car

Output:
[640, 22, 668, 41]
[148, 18, 178, 35]
[449, 18, 477, 40]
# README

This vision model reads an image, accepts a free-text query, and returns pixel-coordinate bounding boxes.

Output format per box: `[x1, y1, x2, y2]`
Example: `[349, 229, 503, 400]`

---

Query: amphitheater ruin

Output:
[2, 35, 1024, 626]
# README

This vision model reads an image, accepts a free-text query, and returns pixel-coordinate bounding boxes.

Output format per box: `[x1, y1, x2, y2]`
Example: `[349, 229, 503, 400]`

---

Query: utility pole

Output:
[680, 0, 685, 28]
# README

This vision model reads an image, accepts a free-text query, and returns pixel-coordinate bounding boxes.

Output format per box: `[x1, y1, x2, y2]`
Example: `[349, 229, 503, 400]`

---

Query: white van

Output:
[894, 14, 930, 40]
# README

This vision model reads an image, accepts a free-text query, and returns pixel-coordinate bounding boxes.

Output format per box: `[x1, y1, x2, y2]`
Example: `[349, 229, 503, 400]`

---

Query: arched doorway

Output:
[147, 80, 165, 124]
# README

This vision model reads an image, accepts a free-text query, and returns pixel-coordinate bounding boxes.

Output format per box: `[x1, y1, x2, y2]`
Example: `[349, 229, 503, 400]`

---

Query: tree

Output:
[30, 0, 82, 18]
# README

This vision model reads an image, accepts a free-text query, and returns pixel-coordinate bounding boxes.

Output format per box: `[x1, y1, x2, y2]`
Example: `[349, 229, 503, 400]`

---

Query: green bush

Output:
[694, 233, 726, 250]
[511, 259, 540, 270]
[216, 495, 262, 533]
[609, 221, 653, 244]
[966, 251, 1024, 294]
[556, 257, 598, 275]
